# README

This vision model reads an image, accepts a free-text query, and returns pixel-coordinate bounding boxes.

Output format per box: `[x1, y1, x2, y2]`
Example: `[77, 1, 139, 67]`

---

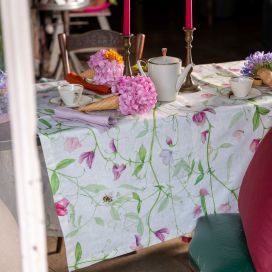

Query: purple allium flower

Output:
[192, 111, 207, 126]
[201, 130, 209, 144]
[159, 149, 173, 165]
[154, 228, 169, 242]
[166, 136, 173, 146]
[112, 164, 126, 180]
[79, 151, 95, 169]
[241, 51, 272, 76]
[87, 49, 124, 85]
[111, 75, 157, 115]
[250, 139, 261, 152]
[109, 139, 117, 153]
[199, 188, 209, 197]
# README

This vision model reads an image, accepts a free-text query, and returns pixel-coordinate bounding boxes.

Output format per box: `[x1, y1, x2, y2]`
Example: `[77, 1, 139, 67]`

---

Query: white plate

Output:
[49, 94, 94, 108]
[230, 88, 262, 100]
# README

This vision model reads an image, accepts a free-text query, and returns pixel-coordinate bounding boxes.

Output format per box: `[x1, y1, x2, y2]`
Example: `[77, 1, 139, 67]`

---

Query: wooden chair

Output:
[58, 29, 145, 77]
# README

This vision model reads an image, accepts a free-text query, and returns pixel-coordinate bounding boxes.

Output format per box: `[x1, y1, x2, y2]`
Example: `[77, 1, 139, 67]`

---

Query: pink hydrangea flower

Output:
[55, 198, 70, 216]
[111, 75, 157, 115]
[250, 139, 260, 152]
[64, 137, 82, 152]
[79, 151, 95, 169]
[112, 164, 126, 180]
[87, 49, 124, 85]
[154, 228, 169, 242]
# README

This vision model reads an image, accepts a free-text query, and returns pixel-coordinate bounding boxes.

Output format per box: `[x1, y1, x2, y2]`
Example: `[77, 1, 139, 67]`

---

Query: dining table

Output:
[1, 60, 272, 271]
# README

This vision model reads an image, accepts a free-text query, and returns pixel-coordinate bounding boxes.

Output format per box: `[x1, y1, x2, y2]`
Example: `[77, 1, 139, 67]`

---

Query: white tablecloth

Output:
[38, 61, 272, 271]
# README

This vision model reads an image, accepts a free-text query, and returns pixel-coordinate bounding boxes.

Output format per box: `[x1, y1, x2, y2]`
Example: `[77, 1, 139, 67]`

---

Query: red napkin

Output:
[65, 72, 112, 95]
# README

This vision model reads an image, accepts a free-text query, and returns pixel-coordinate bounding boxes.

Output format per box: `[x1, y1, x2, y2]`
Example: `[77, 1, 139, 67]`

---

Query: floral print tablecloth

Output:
[37, 61, 272, 271]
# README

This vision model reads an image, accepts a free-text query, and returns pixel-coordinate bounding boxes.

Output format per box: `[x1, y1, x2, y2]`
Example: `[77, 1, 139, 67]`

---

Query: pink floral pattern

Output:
[55, 198, 70, 216]
[154, 228, 169, 242]
[64, 137, 82, 152]
[112, 164, 126, 180]
[79, 151, 95, 168]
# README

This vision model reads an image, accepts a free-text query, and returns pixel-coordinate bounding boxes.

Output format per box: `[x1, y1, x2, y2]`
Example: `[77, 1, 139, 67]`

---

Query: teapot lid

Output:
[149, 48, 181, 65]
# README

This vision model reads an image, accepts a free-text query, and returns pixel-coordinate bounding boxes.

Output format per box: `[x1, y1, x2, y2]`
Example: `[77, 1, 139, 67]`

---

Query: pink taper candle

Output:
[123, 0, 130, 36]
[185, 0, 193, 29]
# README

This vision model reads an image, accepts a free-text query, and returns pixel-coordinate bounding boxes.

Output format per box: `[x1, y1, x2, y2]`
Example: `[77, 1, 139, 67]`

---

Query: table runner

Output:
[38, 61, 272, 271]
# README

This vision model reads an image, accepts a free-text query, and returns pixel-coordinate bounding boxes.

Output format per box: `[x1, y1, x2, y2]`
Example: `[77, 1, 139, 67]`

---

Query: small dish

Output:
[50, 94, 93, 108]
[230, 87, 262, 100]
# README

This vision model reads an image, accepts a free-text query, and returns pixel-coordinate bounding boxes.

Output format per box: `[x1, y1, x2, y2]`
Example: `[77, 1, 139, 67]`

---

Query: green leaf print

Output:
[228, 111, 243, 128]
[136, 130, 148, 138]
[75, 242, 82, 264]
[119, 184, 145, 191]
[132, 163, 144, 177]
[44, 108, 54, 114]
[39, 118, 52, 128]
[253, 110, 260, 131]
[66, 229, 79, 238]
[125, 212, 139, 221]
[50, 171, 59, 195]
[83, 184, 107, 193]
[94, 217, 104, 226]
[195, 173, 204, 185]
[110, 207, 120, 220]
[158, 197, 169, 212]
[258, 106, 270, 115]
[112, 196, 130, 205]
[69, 204, 76, 227]
[55, 159, 75, 170]
[133, 192, 141, 201]
[137, 219, 144, 235]
[139, 144, 147, 162]
[219, 143, 233, 148]
[133, 193, 142, 213]
[198, 161, 204, 175]
[173, 159, 190, 177]
[188, 160, 195, 178]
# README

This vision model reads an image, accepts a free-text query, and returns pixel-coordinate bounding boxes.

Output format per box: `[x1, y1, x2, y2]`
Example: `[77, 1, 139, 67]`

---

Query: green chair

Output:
[189, 213, 255, 272]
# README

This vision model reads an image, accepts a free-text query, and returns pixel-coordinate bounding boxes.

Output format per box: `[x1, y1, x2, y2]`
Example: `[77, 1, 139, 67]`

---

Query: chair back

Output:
[58, 29, 145, 77]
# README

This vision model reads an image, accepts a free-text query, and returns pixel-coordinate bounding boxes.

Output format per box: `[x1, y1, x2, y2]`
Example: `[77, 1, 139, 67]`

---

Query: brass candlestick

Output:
[179, 27, 200, 93]
[122, 35, 132, 76]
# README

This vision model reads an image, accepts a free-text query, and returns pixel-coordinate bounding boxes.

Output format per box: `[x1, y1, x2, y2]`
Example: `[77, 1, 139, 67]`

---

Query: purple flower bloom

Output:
[154, 228, 169, 242]
[241, 51, 272, 76]
[199, 188, 209, 197]
[111, 75, 157, 115]
[193, 205, 202, 218]
[112, 164, 126, 180]
[159, 149, 173, 165]
[55, 198, 70, 216]
[166, 136, 173, 146]
[250, 139, 261, 152]
[192, 111, 207, 126]
[79, 151, 95, 169]
[130, 234, 143, 250]
[109, 139, 117, 153]
[201, 130, 209, 144]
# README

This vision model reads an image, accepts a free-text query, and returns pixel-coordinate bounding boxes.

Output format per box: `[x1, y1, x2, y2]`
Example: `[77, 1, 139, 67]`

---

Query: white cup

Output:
[229, 76, 253, 98]
[58, 84, 83, 106]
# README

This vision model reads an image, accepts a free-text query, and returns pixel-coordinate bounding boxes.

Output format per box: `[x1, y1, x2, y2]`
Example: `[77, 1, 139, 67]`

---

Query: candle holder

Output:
[122, 34, 133, 76]
[179, 27, 200, 93]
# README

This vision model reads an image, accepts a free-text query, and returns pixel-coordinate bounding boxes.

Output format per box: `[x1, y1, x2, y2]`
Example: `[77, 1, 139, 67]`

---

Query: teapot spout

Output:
[176, 63, 194, 91]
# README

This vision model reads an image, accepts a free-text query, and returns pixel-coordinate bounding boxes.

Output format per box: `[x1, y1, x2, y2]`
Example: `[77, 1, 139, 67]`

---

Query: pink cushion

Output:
[238, 129, 272, 272]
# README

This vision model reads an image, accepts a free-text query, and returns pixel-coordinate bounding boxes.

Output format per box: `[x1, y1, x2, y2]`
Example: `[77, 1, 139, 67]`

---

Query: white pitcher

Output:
[137, 49, 193, 102]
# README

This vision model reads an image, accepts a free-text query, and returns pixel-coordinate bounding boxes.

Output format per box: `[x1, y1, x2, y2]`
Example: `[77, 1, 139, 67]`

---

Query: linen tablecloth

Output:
[38, 61, 272, 271]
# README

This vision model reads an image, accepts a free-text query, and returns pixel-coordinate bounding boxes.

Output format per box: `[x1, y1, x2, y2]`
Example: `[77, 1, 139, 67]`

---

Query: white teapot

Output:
[137, 48, 193, 102]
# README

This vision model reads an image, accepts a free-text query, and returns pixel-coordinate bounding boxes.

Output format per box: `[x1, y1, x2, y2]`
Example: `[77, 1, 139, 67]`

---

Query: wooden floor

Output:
[47, 237, 191, 272]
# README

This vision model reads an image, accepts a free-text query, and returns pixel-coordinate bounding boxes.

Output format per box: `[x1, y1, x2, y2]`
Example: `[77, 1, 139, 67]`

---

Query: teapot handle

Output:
[136, 60, 147, 77]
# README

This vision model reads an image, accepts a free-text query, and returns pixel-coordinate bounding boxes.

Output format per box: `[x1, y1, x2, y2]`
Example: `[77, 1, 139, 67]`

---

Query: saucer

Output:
[50, 94, 93, 108]
[230, 88, 262, 100]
